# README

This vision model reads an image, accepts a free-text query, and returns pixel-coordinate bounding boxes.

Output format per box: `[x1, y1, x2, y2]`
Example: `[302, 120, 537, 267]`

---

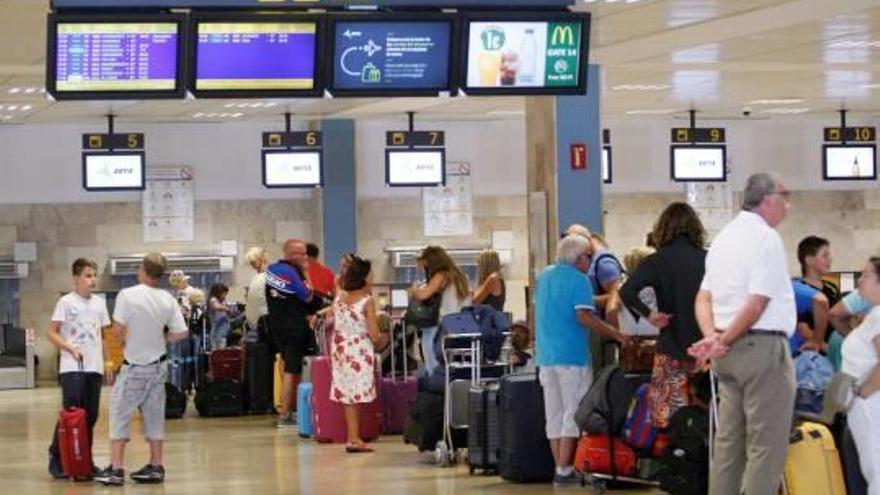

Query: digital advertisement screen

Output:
[82, 152, 145, 191]
[194, 21, 319, 93]
[823, 145, 877, 181]
[463, 15, 588, 94]
[331, 19, 453, 94]
[385, 149, 445, 187]
[602, 146, 612, 184]
[51, 20, 181, 96]
[671, 146, 727, 182]
[262, 150, 322, 188]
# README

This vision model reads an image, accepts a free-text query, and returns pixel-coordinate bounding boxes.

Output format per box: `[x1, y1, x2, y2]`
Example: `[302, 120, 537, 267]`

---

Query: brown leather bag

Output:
[619, 337, 657, 373]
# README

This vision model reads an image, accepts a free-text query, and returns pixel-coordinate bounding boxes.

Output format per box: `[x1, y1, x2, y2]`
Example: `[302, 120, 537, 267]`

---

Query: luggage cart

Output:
[580, 369, 661, 494]
[434, 332, 484, 467]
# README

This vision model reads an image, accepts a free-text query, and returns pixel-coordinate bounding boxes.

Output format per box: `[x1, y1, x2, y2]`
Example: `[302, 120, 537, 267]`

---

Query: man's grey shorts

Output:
[109, 362, 167, 441]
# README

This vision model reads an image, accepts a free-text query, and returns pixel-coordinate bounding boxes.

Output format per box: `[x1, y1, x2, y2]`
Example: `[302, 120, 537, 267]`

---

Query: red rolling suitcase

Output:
[58, 365, 93, 479]
[58, 407, 91, 479]
[210, 347, 243, 382]
[380, 319, 417, 434]
[311, 355, 381, 443]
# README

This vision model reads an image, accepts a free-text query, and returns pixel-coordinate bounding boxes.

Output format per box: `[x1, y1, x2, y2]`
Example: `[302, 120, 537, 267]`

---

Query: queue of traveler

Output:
[535, 173, 880, 494]
[45, 173, 880, 492]
[44, 232, 519, 483]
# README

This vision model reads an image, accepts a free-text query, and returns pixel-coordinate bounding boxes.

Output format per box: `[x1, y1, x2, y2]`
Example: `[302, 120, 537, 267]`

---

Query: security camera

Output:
[742, 107, 753, 117]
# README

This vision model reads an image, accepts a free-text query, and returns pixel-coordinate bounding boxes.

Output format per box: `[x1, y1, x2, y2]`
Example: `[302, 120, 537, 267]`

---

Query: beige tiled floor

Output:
[0, 386, 664, 494]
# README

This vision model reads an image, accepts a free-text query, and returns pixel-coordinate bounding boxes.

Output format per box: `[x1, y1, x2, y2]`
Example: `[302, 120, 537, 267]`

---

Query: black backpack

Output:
[574, 365, 632, 436]
[657, 406, 710, 495]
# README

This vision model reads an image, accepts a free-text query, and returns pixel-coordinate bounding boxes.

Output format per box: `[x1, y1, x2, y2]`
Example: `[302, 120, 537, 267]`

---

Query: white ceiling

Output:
[1, 0, 880, 125]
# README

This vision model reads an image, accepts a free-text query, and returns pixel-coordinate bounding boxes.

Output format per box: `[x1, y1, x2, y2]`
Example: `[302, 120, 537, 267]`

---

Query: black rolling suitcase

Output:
[195, 379, 243, 417]
[243, 342, 273, 414]
[165, 382, 187, 419]
[468, 381, 501, 474]
[498, 373, 555, 483]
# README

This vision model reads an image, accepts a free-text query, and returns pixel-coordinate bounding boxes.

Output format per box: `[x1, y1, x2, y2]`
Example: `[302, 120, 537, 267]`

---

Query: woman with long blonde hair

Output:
[472, 249, 505, 311]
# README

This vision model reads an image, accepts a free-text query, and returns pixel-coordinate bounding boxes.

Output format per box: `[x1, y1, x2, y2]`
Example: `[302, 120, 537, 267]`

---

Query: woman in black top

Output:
[619, 202, 707, 429]
[472, 249, 506, 312]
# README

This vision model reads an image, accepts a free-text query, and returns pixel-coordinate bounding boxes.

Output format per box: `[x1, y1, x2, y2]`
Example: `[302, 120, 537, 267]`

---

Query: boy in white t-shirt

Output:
[47, 258, 110, 480]
[94, 253, 188, 487]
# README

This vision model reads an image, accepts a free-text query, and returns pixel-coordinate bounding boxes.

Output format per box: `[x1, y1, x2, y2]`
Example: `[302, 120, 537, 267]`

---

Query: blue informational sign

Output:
[332, 21, 451, 93]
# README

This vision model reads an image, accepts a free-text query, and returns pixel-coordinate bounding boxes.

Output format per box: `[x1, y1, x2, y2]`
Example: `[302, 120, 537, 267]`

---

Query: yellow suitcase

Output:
[782, 422, 846, 495]
[274, 354, 284, 412]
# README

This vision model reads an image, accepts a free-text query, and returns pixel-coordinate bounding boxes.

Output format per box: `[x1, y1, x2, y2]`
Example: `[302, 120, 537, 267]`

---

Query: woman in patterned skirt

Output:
[619, 202, 708, 428]
[331, 255, 385, 453]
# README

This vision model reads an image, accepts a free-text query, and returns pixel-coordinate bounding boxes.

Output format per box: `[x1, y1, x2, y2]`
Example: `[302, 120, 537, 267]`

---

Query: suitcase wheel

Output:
[433, 441, 455, 467]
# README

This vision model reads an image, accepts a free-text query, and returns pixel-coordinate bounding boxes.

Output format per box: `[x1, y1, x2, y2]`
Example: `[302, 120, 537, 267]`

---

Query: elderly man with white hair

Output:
[535, 234, 629, 486]
[692, 173, 795, 495]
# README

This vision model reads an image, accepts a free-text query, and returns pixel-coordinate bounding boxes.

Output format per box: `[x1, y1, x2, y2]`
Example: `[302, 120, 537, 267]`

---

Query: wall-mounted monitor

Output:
[670, 145, 727, 182]
[262, 150, 323, 188]
[329, 15, 456, 97]
[602, 145, 612, 184]
[823, 144, 877, 181]
[82, 151, 146, 191]
[385, 148, 446, 187]
[190, 15, 323, 98]
[460, 12, 590, 96]
[47, 14, 186, 100]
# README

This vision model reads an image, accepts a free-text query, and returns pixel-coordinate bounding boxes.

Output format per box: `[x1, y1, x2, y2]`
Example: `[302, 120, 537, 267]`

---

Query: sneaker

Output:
[47, 455, 67, 480]
[552, 471, 581, 487]
[93, 465, 125, 486]
[130, 464, 165, 484]
[276, 412, 296, 428]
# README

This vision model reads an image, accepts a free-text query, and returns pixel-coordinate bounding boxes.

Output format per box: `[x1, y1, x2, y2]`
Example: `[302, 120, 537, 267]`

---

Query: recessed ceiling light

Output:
[21, 105, 32, 111]
[193, 113, 204, 118]
[8, 88, 20, 94]
[758, 107, 810, 115]
[264, 102, 277, 107]
[613, 84, 670, 91]
[224, 103, 236, 108]
[232, 112, 243, 118]
[748, 98, 805, 105]
[24, 88, 36, 94]
[626, 109, 679, 115]
[828, 40, 880, 48]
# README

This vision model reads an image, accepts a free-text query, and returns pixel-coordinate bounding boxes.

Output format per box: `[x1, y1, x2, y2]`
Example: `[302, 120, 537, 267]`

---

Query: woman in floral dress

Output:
[331, 255, 384, 453]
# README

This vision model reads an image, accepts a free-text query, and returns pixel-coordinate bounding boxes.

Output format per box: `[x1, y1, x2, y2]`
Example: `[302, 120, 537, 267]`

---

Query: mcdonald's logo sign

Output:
[551, 24, 575, 46]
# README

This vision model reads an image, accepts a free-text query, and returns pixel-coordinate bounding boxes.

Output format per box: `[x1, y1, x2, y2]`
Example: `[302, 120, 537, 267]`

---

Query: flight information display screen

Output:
[331, 19, 453, 94]
[82, 152, 146, 191]
[52, 21, 180, 94]
[671, 145, 727, 182]
[824, 145, 877, 181]
[194, 21, 319, 92]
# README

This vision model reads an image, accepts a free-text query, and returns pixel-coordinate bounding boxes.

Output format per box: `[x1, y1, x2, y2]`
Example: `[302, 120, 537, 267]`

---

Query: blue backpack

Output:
[435, 305, 509, 363]
[794, 351, 834, 414]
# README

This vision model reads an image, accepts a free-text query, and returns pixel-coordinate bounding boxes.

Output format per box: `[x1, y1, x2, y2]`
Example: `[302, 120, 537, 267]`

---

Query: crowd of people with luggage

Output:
[43, 171, 880, 493]
[537, 172, 880, 494]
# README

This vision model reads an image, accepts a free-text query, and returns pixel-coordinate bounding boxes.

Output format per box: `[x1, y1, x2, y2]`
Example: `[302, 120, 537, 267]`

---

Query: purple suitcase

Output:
[380, 319, 417, 434]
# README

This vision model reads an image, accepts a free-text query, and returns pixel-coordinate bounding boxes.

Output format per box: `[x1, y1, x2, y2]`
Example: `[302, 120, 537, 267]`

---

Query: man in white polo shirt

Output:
[692, 173, 796, 495]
